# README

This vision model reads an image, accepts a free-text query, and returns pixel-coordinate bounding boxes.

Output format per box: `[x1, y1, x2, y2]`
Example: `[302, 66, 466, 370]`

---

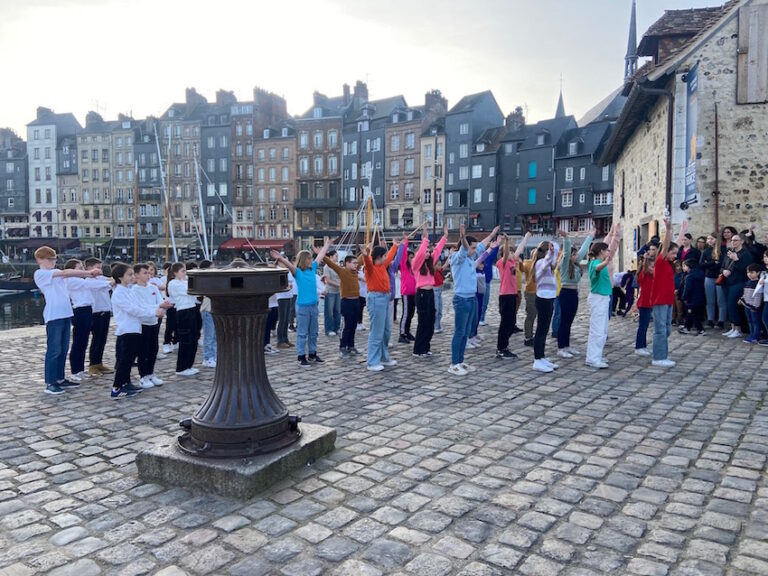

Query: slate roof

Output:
[27, 112, 82, 136]
[474, 126, 508, 154]
[298, 94, 349, 119]
[517, 116, 577, 150]
[447, 90, 495, 115]
[555, 121, 613, 159]
[421, 117, 445, 138]
[578, 86, 628, 125]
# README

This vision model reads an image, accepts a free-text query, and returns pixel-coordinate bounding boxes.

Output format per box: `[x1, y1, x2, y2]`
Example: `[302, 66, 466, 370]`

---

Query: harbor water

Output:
[0, 292, 44, 330]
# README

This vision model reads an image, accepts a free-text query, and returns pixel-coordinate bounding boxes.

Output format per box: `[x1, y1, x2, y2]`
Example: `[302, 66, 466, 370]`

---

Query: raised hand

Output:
[459, 223, 466, 237]
[269, 249, 281, 260]
[491, 225, 500, 237]
[311, 246, 320, 255]
[588, 227, 597, 237]
[557, 229, 567, 238]
[443, 223, 449, 237]
[680, 220, 688, 234]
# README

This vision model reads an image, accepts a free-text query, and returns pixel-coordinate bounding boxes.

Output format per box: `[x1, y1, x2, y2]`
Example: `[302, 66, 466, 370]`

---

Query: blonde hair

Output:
[530, 241, 550, 268]
[294, 250, 312, 270]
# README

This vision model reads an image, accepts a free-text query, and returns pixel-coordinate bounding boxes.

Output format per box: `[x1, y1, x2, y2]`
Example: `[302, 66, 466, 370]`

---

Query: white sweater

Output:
[111, 284, 158, 335]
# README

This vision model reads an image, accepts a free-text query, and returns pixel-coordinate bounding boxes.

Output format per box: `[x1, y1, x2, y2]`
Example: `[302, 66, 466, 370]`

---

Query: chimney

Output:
[216, 89, 236, 106]
[313, 91, 324, 106]
[36, 106, 53, 119]
[85, 111, 103, 128]
[424, 89, 447, 113]
[353, 80, 368, 104]
[184, 87, 207, 114]
[506, 106, 525, 131]
[343, 83, 351, 105]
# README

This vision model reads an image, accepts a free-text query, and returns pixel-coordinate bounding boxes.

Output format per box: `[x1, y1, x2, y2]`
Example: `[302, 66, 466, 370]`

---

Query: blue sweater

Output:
[451, 242, 486, 298]
[681, 268, 705, 307]
[483, 246, 499, 282]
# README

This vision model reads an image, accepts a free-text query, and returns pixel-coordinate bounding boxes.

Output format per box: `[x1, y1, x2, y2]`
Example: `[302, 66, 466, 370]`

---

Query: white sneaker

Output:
[723, 328, 736, 337]
[466, 340, 478, 349]
[474, 334, 484, 342]
[542, 358, 559, 369]
[157, 353, 167, 359]
[448, 364, 468, 376]
[149, 374, 164, 386]
[367, 364, 384, 372]
[173, 343, 179, 352]
[533, 359, 554, 373]
[382, 359, 397, 367]
[566, 347, 581, 355]
[434, 328, 442, 334]
[162, 344, 172, 354]
[460, 363, 476, 373]
[727, 330, 742, 339]
[634, 348, 651, 356]
[176, 368, 197, 376]
[69, 372, 84, 383]
[557, 350, 574, 359]
[139, 376, 154, 389]
[202, 359, 216, 368]
[264, 344, 278, 355]
[328, 331, 337, 337]
[479, 320, 487, 327]
[357, 324, 366, 331]
[188, 367, 200, 375]
[586, 360, 609, 369]
[652, 359, 676, 368]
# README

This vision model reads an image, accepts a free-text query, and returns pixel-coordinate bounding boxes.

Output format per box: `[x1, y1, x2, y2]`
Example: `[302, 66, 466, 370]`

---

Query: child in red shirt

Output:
[650, 218, 686, 367]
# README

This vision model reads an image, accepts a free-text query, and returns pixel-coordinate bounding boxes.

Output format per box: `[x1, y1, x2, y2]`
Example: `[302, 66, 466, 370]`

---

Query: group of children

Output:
[33, 219, 767, 396]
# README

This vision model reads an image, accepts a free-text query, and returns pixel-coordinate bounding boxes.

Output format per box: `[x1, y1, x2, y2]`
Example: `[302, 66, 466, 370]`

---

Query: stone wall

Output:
[615, 12, 768, 268]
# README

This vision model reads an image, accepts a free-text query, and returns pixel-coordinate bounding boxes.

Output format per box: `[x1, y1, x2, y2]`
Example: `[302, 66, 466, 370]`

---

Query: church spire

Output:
[625, 0, 638, 81]
[555, 81, 565, 118]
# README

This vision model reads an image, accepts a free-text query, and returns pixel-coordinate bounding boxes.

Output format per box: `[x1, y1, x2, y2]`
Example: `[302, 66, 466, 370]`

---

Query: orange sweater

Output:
[363, 245, 398, 293]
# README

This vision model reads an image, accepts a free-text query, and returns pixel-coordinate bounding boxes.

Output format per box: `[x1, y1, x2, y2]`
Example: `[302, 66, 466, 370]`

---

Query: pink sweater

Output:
[400, 237, 417, 296]
[412, 236, 448, 289]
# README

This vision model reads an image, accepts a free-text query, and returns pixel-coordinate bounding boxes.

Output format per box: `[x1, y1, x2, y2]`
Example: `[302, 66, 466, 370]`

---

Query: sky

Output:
[0, 0, 727, 136]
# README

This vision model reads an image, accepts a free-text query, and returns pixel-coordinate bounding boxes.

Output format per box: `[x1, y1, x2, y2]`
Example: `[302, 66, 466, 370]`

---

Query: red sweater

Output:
[363, 245, 398, 293]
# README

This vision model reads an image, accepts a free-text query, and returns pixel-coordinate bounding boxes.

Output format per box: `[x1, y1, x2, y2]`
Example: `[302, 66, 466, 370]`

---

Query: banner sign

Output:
[685, 63, 699, 201]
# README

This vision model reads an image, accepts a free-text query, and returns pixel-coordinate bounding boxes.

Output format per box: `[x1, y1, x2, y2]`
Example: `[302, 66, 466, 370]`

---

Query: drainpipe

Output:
[636, 85, 674, 218]
[714, 101, 720, 233]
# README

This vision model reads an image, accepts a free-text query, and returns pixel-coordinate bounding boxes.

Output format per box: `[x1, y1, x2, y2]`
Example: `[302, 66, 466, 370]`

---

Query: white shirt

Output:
[358, 270, 368, 297]
[269, 294, 278, 308]
[276, 273, 294, 300]
[66, 277, 112, 309]
[91, 279, 113, 313]
[167, 279, 197, 311]
[34, 269, 73, 323]
[111, 284, 158, 335]
[132, 283, 165, 325]
[149, 277, 164, 288]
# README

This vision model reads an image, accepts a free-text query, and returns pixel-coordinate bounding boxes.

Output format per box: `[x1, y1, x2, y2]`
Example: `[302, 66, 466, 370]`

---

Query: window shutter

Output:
[737, 3, 768, 104]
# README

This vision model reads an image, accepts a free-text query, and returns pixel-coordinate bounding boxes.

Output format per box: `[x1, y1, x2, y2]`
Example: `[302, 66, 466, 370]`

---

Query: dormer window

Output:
[476, 143, 486, 153]
[536, 134, 545, 146]
[392, 114, 398, 123]
[357, 121, 369, 132]
[568, 142, 578, 155]
[263, 129, 269, 139]
[168, 110, 175, 118]
[313, 107, 322, 119]
[281, 128, 288, 137]
[407, 111, 414, 121]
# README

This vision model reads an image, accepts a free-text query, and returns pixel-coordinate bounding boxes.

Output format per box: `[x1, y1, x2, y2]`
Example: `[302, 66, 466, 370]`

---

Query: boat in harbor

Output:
[0, 275, 38, 294]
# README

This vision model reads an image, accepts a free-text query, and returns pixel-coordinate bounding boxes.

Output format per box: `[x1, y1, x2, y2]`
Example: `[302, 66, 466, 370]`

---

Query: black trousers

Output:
[413, 289, 435, 355]
[277, 298, 291, 344]
[400, 294, 416, 336]
[138, 323, 160, 377]
[340, 297, 360, 349]
[163, 306, 177, 345]
[89, 311, 111, 366]
[69, 305, 93, 374]
[534, 296, 555, 360]
[358, 296, 366, 324]
[496, 294, 518, 352]
[176, 308, 199, 371]
[195, 303, 203, 341]
[264, 307, 278, 345]
[114, 333, 140, 389]
[684, 305, 705, 331]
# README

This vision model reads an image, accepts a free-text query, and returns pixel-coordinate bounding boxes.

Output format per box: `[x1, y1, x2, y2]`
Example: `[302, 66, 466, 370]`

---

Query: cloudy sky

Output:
[1, 0, 724, 135]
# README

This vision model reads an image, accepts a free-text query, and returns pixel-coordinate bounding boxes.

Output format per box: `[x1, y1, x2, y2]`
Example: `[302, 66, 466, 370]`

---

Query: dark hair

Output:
[668, 242, 679, 251]
[683, 258, 698, 269]
[199, 259, 213, 269]
[465, 236, 478, 245]
[747, 263, 762, 273]
[63, 259, 81, 270]
[420, 255, 435, 276]
[649, 238, 661, 247]
[405, 251, 414, 271]
[84, 257, 102, 268]
[112, 263, 131, 283]
[344, 255, 356, 265]
[696, 236, 707, 243]
[133, 263, 149, 274]
[170, 262, 186, 277]
[327, 249, 337, 257]
[371, 246, 386, 261]
[589, 242, 608, 259]
[162, 262, 172, 271]
[185, 261, 198, 270]
[721, 226, 738, 242]
[683, 233, 692, 240]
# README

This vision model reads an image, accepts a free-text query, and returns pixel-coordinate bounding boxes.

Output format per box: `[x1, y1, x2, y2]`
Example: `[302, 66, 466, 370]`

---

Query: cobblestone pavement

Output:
[1, 288, 768, 576]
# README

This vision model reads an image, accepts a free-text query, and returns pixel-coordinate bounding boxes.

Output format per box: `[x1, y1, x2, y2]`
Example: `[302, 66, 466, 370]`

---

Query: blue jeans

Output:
[434, 287, 443, 331]
[470, 293, 482, 338]
[724, 282, 745, 327]
[46, 317, 71, 385]
[652, 305, 673, 360]
[366, 292, 391, 367]
[551, 297, 562, 337]
[201, 310, 217, 362]
[636, 307, 652, 350]
[763, 303, 768, 337]
[746, 308, 761, 341]
[296, 303, 318, 357]
[715, 284, 727, 323]
[324, 292, 341, 335]
[452, 295, 476, 365]
[557, 288, 578, 349]
[480, 282, 492, 322]
[704, 277, 717, 323]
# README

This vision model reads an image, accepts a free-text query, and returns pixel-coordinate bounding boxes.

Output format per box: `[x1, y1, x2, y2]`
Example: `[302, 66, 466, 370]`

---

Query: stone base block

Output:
[136, 423, 336, 499]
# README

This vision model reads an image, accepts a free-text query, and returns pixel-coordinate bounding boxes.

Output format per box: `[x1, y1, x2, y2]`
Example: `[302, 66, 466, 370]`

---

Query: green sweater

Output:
[559, 235, 593, 288]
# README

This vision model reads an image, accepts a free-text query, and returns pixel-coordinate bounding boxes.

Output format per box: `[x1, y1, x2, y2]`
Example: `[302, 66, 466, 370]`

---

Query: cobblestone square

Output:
[1, 288, 767, 575]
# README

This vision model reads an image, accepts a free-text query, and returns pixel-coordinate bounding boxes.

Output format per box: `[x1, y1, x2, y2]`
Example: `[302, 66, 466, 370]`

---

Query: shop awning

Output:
[147, 237, 198, 250]
[18, 238, 81, 250]
[219, 238, 285, 250]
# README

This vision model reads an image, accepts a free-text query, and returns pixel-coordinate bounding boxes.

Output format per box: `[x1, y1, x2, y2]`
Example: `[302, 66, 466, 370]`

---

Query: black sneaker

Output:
[123, 383, 144, 393]
[57, 379, 80, 388]
[697, 330, 706, 336]
[398, 335, 410, 344]
[309, 354, 324, 363]
[678, 327, 691, 335]
[496, 349, 517, 360]
[338, 348, 349, 358]
[707, 321, 715, 328]
[110, 386, 140, 400]
[523, 338, 533, 347]
[298, 355, 310, 367]
[511, 326, 522, 334]
[406, 333, 415, 342]
[716, 322, 725, 330]
[348, 348, 360, 355]
[45, 383, 65, 395]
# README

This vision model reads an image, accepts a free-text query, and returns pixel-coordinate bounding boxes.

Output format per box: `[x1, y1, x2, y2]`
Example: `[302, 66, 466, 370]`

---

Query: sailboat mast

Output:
[133, 159, 139, 260]
[193, 145, 210, 260]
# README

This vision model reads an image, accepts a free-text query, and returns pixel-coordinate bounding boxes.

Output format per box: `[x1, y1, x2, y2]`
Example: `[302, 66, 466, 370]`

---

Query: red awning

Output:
[219, 238, 285, 250]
